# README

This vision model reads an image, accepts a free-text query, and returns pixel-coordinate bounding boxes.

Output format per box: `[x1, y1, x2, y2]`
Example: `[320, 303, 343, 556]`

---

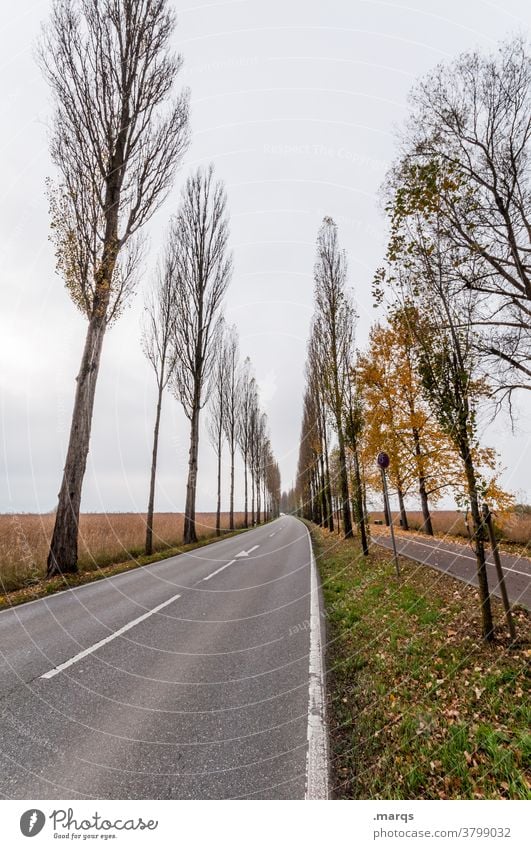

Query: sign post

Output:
[377, 452, 400, 578]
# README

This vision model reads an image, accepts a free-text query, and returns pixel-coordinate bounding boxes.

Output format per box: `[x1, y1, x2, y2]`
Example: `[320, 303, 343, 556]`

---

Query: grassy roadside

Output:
[0, 527, 249, 611]
[310, 524, 531, 799]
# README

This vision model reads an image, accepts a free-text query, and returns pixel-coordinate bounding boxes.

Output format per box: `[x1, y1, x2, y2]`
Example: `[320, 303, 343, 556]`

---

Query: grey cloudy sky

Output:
[1, 0, 530, 515]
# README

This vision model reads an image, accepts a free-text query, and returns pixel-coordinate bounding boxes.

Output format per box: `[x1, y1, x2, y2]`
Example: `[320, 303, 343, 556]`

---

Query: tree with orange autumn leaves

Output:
[357, 313, 461, 534]
[357, 310, 513, 536]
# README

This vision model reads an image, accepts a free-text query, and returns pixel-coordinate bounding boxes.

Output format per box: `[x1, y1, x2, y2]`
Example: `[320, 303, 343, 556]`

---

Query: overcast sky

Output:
[1, 0, 530, 515]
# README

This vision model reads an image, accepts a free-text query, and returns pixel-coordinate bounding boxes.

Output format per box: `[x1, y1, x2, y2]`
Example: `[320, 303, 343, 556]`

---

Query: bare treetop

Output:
[40, 0, 190, 322]
[313, 217, 355, 407]
[222, 325, 242, 443]
[141, 237, 178, 390]
[171, 165, 233, 419]
[400, 36, 531, 395]
[169, 164, 232, 544]
[207, 318, 230, 454]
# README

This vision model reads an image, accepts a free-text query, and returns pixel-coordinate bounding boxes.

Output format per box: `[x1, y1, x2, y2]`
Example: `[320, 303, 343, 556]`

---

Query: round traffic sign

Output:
[377, 451, 390, 469]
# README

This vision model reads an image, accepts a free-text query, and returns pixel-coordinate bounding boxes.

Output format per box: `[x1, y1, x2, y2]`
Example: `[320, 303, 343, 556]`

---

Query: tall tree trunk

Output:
[314, 468, 322, 526]
[256, 475, 261, 524]
[243, 453, 248, 528]
[229, 442, 235, 530]
[361, 460, 369, 530]
[419, 478, 434, 536]
[315, 404, 328, 529]
[47, 314, 106, 576]
[145, 381, 164, 555]
[461, 443, 494, 641]
[47, 157, 122, 576]
[397, 484, 409, 531]
[251, 469, 255, 525]
[337, 426, 353, 538]
[318, 450, 327, 529]
[322, 413, 334, 532]
[215, 428, 222, 537]
[412, 427, 434, 536]
[352, 444, 369, 555]
[183, 402, 200, 545]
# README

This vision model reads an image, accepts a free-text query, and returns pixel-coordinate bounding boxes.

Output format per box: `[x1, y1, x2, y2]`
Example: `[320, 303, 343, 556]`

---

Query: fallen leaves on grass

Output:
[312, 524, 531, 801]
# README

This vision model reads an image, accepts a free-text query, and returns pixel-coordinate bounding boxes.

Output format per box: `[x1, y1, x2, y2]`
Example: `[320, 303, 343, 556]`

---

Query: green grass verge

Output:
[0, 527, 250, 611]
[310, 524, 531, 800]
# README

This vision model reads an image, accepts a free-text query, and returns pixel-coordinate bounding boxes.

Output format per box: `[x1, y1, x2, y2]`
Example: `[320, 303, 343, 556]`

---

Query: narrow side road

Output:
[373, 530, 531, 610]
[0, 516, 328, 800]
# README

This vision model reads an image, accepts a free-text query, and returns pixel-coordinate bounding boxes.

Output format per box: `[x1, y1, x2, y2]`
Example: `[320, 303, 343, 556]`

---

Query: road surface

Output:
[0, 516, 327, 800]
[373, 530, 531, 610]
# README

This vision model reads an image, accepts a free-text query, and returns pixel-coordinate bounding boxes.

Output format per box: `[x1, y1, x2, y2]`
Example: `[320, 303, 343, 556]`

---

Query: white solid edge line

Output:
[41, 592, 182, 679]
[304, 524, 329, 800]
[202, 560, 236, 581]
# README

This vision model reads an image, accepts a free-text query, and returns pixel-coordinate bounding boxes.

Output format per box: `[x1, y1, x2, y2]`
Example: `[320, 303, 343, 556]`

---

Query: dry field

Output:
[0, 512, 246, 592]
[370, 509, 531, 547]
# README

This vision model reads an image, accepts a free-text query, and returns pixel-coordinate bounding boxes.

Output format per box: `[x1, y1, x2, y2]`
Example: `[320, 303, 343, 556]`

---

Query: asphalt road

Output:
[0, 516, 327, 800]
[373, 530, 531, 610]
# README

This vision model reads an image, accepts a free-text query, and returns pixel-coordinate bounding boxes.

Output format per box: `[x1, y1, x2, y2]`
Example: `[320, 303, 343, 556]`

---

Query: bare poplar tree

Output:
[207, 321, 229, 537]
[262, 434, 275, 522]
[313, 217, 354, 539]
[40, 0, 189, 575]
[170, 165, 232, 544]
[236, 358, 255, 528]
[248, 388, 260, 525]
[307, 326, 334, 531]
[254, 411, 268, 524]
[265, 455, 281, 518]
[401, 37, 531, 400]
[296, 388, 326, 523]
[222, 326, 241, 530]
[141, 244, 178, 555]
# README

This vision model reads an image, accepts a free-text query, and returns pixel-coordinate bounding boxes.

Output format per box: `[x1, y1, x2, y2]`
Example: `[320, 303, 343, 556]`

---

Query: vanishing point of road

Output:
[0, 516, 328, 800]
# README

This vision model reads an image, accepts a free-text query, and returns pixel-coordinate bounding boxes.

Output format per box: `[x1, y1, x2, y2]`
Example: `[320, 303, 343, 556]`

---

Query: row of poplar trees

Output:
[41, 0, 280, 576]
[293, 36, 530, 641]
[142, 220, 281, 556]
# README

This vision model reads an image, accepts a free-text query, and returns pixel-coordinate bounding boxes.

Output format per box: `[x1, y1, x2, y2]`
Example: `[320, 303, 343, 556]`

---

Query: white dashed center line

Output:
[202, 559, 236, 582]
[41, 592, 182, 679]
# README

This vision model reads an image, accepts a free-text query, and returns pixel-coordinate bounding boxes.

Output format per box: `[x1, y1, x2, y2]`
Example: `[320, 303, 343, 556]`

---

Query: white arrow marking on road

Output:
[202, 560, 236, 582]
[235, 545, 260, 558]
[269, 532, 276, 538]
[203, 545, 260, 581]
[41, 592, 182, 679]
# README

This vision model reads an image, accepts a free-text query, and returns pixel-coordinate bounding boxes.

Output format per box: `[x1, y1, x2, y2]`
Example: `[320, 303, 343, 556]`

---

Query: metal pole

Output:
[482, 504, 516, 641]
[381, 467, 400, 578]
